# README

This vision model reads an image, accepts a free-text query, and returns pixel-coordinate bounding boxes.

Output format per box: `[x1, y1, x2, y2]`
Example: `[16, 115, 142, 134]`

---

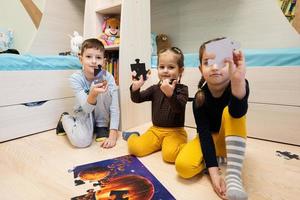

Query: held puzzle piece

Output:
[69, 155, 175, 200]
[205, 38, 240, 68]
[94, 65, 106, 84]
[130, 59, 149, 80]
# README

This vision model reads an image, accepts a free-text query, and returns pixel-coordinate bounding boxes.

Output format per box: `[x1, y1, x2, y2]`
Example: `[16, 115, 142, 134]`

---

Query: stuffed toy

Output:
[156, 34, 171, 54]
[99, 17, 120, 46]
[0, 29, 13, 52]
[69, 31, 83, 56]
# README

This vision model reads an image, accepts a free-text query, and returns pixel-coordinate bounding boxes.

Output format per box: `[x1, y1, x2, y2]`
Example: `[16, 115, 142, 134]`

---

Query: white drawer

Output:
[0, 70, 79, 106]
[185, 102, 300, 146]
[0, 97, 74, 142]
[247, 103, 300, 145]
[247, 67, 300, 106]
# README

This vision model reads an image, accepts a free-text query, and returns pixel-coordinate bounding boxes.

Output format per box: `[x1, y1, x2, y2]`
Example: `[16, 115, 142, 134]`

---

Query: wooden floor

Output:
[0, 123, 299, 200]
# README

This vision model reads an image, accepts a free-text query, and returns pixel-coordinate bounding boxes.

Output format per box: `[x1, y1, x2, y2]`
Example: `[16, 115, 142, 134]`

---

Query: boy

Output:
[57, 38, 119, 149]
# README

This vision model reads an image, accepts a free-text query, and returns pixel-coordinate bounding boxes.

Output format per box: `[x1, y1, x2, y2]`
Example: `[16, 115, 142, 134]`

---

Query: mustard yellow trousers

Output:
[127, 126, 187, 163]
[175, 107, 247, 178]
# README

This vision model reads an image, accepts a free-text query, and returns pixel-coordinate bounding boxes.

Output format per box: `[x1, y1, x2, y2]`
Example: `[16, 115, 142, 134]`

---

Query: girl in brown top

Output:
[124, 47, 188, 163]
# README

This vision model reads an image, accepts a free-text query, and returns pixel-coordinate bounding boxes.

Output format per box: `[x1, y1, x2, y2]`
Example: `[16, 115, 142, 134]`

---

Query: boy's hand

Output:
[131, 72, 147, 92]
[87, 81, 108, 105]
[91, 81, 108, 95]
[209, 167, 227, 200]
[160, 79, 177, 97]
[100, 129, 118, 149]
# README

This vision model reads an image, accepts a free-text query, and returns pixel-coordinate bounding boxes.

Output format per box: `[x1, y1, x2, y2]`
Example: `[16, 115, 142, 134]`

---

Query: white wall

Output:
[0, 0, 46, 53]
[151, 0, 300, 53]
[150, 0, 300, 145]
[0, 0, 84, 54]
[29, 0, 85, 55]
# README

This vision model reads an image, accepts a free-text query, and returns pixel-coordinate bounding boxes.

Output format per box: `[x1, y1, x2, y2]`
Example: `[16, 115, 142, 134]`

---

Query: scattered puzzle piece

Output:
[276, 150, 299, 160]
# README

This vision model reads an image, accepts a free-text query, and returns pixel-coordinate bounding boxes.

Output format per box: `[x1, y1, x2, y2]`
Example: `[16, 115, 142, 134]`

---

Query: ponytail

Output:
[194, 76, 206, 108]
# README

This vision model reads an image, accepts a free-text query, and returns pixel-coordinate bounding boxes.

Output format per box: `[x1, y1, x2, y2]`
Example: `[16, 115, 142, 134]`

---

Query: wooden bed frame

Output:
[0, 70, 78, 142]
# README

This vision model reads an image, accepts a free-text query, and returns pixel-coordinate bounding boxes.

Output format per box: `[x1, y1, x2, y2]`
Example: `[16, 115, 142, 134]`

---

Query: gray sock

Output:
[225, 136, 248, 200]
[122, 131, 140, 141]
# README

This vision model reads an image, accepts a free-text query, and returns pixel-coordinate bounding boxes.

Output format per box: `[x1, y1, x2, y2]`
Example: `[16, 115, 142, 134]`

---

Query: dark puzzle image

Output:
[69, 155, 175, 200]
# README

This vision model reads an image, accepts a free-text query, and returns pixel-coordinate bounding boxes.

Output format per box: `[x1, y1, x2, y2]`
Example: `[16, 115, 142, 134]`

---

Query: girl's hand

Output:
[209, 167, 227, 200]
[226, 50, 246, 84]
[131, 73, 146, 92]
[100, 129, 118, 148]
[160, 79, 177, 97]
[225, 50, 246, 99]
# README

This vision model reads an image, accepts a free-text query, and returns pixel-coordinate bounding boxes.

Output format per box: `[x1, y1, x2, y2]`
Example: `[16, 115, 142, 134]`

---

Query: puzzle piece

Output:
[276, 150, 299, 160]
[205, 38, 240, 68]
[130, 59, 148, 80]
[94, 65, 106, 84]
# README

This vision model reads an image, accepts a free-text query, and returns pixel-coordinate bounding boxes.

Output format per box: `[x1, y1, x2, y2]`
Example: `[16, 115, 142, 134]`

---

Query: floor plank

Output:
[0, 123, 299, 199]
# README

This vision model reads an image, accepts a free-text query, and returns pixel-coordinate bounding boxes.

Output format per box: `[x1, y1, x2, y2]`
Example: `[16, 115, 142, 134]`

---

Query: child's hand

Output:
[131, 73, 146, 92]
[226, 51, 246, 99]
[87, 81, 108, 105]
[226, 50, 246, 84]
[91, 81, 108, 96]
[225, 50, 246, 99]
[209, 167, 227, 200]
[100, 129, 118, 148]
[160, 79, 177, 97]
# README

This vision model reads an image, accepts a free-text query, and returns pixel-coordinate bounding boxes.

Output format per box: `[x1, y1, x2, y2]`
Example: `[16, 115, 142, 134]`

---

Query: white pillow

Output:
[0, 29, 14, 51]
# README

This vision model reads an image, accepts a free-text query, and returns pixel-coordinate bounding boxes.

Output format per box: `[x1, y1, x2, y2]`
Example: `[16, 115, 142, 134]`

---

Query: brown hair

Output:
[157, 47, 184, 69]
[195, 37, 226, 108]
[80, 38, 105, 56]
[157, 47, 184, 83]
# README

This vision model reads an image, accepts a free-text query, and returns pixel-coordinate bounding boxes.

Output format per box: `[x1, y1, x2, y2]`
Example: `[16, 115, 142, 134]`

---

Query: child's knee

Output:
[127, 139, 148, 157]
[175, 156, 204, 179]
[162, 148, 178, 163]
[67, 133, 93, 148]
[175, 160, 196, 178]
[70, 139, 92, 148]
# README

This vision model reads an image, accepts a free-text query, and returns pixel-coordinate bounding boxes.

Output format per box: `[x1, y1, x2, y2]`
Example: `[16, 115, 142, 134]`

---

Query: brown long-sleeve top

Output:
[130, 84, 189, 127]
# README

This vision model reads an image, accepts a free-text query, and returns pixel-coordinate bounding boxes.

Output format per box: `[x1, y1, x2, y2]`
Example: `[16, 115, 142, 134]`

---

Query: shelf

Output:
[104, 45, 119, 51]
[96, 2, 121, 14]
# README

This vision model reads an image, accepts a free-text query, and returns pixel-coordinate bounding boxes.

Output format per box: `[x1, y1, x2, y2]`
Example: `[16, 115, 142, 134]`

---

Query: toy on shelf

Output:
[156, 33, 171, 54]
[98, 17, 120, 46]
[69, 31, 83, 56]
[0, 29, 14, 52]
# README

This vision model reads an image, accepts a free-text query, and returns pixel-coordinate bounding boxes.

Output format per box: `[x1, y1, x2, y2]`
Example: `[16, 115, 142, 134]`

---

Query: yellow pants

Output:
[127, 126, 187, 163]
[175, 106, 247, 178]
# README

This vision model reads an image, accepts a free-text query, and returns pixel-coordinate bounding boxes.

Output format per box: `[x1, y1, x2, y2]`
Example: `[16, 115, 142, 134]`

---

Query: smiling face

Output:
[80, 47, 104, 81]
[157, 49, 184, 82]
[104, 18, 120, 37]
